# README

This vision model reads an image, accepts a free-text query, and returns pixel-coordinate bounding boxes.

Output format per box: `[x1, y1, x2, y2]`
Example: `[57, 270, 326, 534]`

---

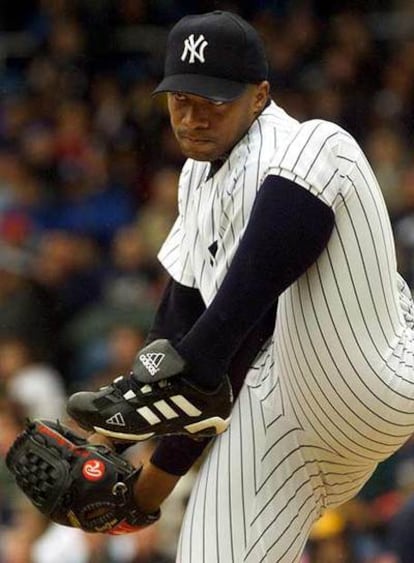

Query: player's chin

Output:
[178, 139, 219, 161]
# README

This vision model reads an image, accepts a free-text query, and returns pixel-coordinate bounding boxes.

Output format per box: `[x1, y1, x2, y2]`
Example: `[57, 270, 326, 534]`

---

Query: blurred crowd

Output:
[1, 0, 414, 561]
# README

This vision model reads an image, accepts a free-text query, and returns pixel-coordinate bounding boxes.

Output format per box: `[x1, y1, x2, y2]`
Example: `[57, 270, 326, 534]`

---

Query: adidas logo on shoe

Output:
[139, 353, 165, 376]
[132, 340, 186, 383]
[105, 412, 126, 426]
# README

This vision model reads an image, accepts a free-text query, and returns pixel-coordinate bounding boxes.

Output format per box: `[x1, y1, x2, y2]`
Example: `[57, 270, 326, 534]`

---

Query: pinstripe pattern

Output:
[159, 102, 298, 305]
[159, 105, 414, 562]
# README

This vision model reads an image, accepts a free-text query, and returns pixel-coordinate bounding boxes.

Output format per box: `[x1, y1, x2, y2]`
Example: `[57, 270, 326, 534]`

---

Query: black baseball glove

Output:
[5, 419, 160, 534]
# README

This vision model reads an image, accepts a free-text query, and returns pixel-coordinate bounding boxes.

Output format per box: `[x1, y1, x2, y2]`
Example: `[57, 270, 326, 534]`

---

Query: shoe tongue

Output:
[132, 339, 186, 383]
[112, 374, 139, 394]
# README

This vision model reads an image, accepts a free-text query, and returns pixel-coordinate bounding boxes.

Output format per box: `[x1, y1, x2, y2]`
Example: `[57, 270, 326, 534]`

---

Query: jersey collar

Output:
[206, 97, 271, 180]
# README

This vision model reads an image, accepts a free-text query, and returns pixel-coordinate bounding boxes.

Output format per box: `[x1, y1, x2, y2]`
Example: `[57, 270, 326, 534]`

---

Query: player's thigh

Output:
[177, 374, 327, 563]
[276, 286, 414, 464]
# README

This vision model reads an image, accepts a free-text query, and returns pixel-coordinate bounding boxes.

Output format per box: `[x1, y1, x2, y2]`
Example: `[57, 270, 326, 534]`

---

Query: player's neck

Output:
[206, 98, 271, 180]
[207, 156, 228, 179]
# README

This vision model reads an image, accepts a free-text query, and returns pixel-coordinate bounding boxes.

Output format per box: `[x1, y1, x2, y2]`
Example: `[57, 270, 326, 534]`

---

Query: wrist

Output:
[133, 461, 181, 514]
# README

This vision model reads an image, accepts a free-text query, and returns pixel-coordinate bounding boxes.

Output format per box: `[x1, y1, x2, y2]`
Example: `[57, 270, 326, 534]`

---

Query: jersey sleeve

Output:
[158, 161, 198, 288]
[158, 214, 197, 288]
[267, 119, 361, 208]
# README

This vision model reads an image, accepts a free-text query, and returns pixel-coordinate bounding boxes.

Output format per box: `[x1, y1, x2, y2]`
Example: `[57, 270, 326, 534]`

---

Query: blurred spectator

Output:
[31, 230, 103, 338]
[61, 223, 162, 386]
[392, 166, 414, 286]
[67, 323, 147, 390]
[105, 223, 163, 306]
[304, 509, 355, 562]
[388, 494, 414, 562]
[91, 75, 125, 142]
[365, 125, 408, 217]
[29, 230, 106, 383]
[0, 398, 49, 563]
[19, 122, 59, 194]
[0, 145, 43, 236]
[0, 336, 66, 419]
[0, 398, 26, 527]
[137, 167, 179, 258]
[0, 257, 58, 362]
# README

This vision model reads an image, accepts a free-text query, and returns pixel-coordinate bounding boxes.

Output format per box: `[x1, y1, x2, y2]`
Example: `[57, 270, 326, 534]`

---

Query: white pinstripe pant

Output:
[177, 372, 374, 561]
[176, 328, 414, 561]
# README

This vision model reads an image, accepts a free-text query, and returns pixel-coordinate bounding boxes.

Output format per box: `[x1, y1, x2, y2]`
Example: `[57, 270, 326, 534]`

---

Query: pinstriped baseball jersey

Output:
[158, 101, 299, 304]
[159, 103, 414, 562]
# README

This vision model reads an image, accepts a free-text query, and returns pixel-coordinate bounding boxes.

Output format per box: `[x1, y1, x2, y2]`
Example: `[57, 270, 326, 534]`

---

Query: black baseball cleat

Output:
[67, 375, 233, 441]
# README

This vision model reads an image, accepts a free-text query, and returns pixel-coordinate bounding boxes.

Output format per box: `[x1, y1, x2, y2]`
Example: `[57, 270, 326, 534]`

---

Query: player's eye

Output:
[210, 100, 225, 106]
[172, 92, 187, 102]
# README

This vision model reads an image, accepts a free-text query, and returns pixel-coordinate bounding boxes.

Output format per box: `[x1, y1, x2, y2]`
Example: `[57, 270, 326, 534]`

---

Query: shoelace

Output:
[108, 372, 171, 397]
[109, 372, 139, 395]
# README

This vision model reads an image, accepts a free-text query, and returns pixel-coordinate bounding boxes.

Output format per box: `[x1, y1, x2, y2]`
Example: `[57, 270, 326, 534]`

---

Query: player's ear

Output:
[252, 81, 270, 114]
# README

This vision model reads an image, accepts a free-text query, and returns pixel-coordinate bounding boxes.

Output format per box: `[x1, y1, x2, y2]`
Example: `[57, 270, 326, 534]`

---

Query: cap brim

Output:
[152, 74, 247, 102]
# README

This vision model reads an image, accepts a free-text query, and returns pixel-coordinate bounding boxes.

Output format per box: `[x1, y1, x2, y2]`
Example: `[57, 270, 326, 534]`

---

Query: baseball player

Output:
[67, 10, 414, 562]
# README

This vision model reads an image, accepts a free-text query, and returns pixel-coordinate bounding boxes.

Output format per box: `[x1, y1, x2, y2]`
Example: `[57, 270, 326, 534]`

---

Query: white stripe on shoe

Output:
[137, 406, 161, 425]
[154, 400, 179, 419]
[170, 395, 202, 416]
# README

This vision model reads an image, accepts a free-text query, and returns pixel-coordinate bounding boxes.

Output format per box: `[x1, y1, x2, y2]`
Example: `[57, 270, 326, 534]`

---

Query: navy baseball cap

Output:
[153, 11, 268, 102]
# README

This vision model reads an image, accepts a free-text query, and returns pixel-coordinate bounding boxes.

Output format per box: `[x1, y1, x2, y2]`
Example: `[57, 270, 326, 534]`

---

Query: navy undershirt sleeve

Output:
[175, 175, 335, 387]
[145, 277, 206, 345]
[150, 175, 335, 476]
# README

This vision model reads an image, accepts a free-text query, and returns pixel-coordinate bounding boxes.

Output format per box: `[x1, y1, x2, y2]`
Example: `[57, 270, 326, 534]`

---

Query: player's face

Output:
[167, 82, 270, 161]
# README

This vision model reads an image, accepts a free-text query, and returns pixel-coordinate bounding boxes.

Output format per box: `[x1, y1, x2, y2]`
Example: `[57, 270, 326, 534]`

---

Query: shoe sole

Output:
[93, 415, 232, 442]
[185, 415, 231, 436]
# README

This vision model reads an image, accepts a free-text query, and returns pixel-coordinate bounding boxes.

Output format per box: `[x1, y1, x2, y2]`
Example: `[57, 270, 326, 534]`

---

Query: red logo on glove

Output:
[82, 459, 106, 481]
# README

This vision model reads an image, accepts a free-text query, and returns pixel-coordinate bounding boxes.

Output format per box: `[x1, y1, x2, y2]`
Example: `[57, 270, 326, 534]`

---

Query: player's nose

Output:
[181, 104, 209, 129]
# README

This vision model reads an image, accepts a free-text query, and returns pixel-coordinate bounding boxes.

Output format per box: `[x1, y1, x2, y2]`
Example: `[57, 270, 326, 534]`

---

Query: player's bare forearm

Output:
[133, 461, 181, 513]
[86, 433, 181, 513]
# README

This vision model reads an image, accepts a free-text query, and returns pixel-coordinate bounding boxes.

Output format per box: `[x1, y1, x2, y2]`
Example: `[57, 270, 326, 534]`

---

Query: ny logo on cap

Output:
[181, 34, 208, 64]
